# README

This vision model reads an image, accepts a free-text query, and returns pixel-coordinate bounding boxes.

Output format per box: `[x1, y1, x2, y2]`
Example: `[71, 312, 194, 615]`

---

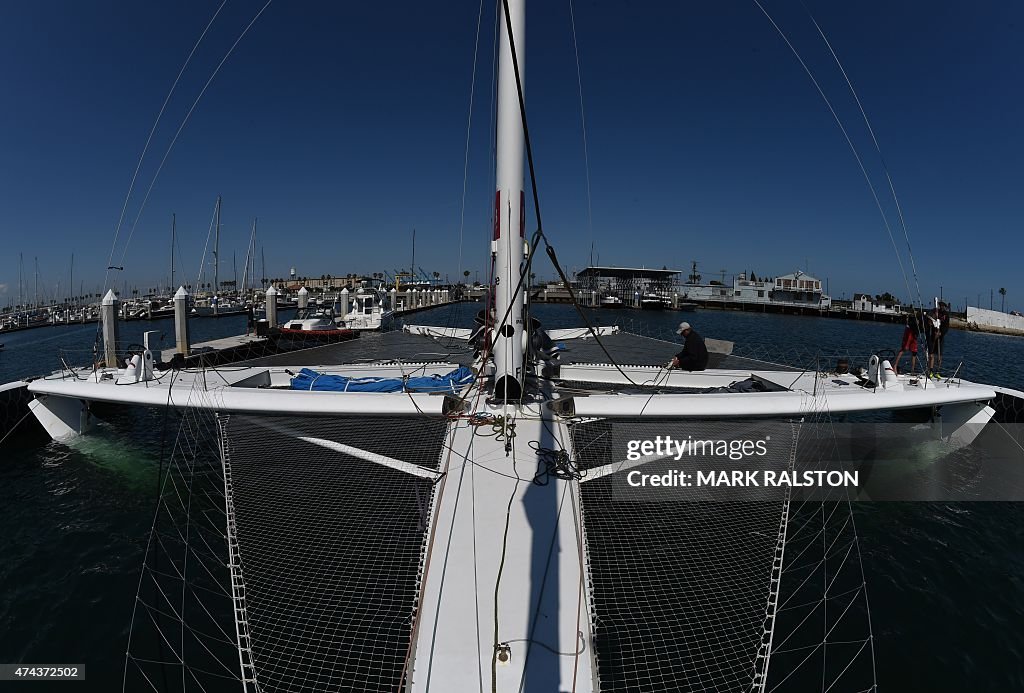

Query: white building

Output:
[678, 271, 831, 308]
[851, 293, 901, 314]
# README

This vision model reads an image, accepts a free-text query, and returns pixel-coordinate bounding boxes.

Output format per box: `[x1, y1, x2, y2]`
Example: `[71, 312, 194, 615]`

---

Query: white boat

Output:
[599, 294, 624, 309]
[640, 291, 668, 310]
[12, 3, 1024, 692]
[339, 287, 393, 331]
[276, 306, 357, 343]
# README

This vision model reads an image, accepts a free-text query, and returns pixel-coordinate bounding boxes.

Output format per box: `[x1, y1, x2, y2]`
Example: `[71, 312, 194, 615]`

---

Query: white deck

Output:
[411, 404, 594, 692]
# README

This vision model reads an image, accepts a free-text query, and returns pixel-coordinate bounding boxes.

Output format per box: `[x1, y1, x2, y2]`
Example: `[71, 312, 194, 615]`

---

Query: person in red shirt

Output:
[895, 314, 920, 374]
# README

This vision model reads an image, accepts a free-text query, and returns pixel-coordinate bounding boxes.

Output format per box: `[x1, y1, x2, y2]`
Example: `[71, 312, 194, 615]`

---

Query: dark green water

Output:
[1, 305, 1022, 691]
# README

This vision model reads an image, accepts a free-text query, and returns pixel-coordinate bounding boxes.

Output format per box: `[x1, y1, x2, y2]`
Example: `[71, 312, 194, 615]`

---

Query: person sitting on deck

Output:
[667, 321, 709, 371]
[895, 314, 919, 374]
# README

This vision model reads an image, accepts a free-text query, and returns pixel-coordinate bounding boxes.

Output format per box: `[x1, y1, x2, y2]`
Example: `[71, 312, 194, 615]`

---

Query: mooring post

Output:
[101, 289, 120, 366]
[297, 286, 309, 310]
[340, 288, 350, 315]
[173, 286, 190, 355]
[390, 287, 398, 311]
[266, 285, 278, 328]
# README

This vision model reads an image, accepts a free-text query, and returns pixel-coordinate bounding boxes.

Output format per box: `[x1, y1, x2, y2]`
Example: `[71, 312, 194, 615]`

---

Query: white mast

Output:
[493, 0, 526, 401]
[214, 195, 221, 295]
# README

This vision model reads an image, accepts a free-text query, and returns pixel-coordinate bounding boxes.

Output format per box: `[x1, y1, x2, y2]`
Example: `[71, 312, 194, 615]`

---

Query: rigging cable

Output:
[457, 0, 487, 287]
[116, 0, 275, 270]
[750, 0, 917, 317]
[103, 0, 229, 292]
[799, 1, 924, 309]
[568, 0, 596, 266]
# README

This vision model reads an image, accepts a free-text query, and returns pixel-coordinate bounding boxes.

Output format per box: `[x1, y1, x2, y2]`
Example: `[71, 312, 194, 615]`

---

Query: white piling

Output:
[101, 289, 120, 366]
[173, 286, 190, 355]
[265, 285, 278, 328]
[340, 288, 350, 315]
[297, 286, 309, 310]
[390, 288, 398, 311]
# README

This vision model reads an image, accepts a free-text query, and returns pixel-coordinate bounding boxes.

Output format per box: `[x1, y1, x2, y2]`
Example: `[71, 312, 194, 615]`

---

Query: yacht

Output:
[339, 287, 393, 331]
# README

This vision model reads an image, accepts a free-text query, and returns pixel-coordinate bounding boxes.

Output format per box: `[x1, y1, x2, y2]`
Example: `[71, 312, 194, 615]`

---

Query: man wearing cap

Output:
[668, 321, 709, 371]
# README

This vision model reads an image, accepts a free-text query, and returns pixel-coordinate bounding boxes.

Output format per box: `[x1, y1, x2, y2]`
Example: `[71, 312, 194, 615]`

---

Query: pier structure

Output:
[574, 266, 681, 307]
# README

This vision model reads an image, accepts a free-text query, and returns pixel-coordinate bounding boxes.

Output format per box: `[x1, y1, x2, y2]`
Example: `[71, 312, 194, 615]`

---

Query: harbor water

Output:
[1, 304, 1022, 691]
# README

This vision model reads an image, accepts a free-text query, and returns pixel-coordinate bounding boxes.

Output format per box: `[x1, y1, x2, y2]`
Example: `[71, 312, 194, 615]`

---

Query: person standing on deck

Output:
[936, 302, 950, 374]
[667, 322, 709, 371]
[895, 314, 920, 374]
[925, 307, 942, 378]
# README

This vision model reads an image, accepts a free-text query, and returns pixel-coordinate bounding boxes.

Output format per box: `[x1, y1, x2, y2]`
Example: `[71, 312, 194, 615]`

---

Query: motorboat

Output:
[275, 306, 357, 344]
[640, 292, 668, 310]
[599, 293, 624, 308]
[338, 287, 394, 331]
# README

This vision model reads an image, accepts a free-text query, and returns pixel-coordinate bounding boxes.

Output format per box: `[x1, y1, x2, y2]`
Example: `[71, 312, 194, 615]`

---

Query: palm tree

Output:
[463, 270, 471, 285]
[1000, 287, 1007, 312]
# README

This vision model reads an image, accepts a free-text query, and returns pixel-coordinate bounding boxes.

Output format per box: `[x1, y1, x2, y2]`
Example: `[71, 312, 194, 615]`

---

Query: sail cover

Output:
[289, 366, 474, 393]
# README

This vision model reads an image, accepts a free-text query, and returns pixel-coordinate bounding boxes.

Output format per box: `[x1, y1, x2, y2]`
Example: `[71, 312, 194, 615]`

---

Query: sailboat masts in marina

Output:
[241, 218, 256, 296]
[492, 0, 527, 401]
[214, 195, 221, 295]
[250, 218, 257, 295]
[170, 213, 176, 293]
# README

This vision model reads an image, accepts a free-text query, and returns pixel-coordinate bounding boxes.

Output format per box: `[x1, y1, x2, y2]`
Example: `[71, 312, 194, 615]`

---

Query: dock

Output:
[160, 334, 277, 368]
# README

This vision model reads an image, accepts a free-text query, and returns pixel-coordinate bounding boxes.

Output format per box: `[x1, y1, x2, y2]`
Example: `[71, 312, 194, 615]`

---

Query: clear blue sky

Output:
[1, 1, 1021, 311]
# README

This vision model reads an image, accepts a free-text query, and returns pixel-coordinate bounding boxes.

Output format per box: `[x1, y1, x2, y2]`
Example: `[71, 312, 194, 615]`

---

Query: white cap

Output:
[676, 321, 691, 334]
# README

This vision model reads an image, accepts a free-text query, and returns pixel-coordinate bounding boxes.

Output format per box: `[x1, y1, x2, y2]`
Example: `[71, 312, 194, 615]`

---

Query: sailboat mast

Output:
[251, 218, 257, 295]
[493, 0, 526, 401]
[170, 213, 176, 292]
[214, 195, 221, 295]
[69, 253, 74, 307]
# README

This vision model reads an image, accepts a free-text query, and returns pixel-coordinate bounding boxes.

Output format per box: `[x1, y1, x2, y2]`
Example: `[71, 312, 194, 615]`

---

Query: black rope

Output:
[529, 440, 584, 485]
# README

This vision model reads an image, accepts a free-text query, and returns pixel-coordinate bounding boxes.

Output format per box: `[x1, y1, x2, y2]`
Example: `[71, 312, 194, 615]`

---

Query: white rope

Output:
[457, 0, 486, 283]
[751, 0, 916, 314]
[800, 1, 925, 311]
[103, 0, 229, 289]
[568, 0, 596, 267]
[116, 0, 275, 270]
